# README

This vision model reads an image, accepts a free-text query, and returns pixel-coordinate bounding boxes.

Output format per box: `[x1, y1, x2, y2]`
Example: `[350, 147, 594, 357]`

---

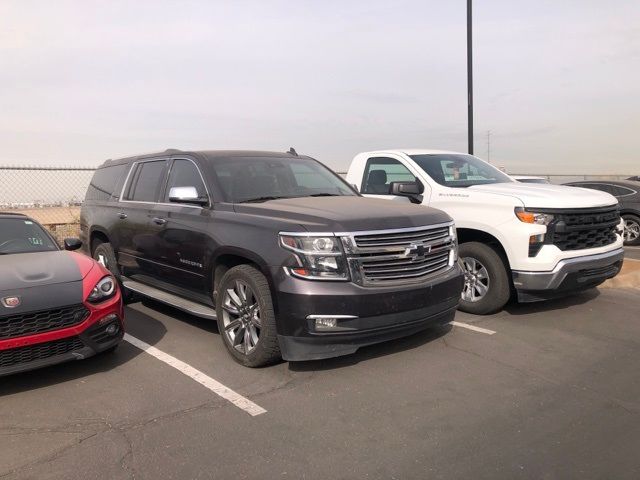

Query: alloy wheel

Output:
[461, 257, 490, 303]
[221, 280, 261, 354]
[623, 218, 640, 243]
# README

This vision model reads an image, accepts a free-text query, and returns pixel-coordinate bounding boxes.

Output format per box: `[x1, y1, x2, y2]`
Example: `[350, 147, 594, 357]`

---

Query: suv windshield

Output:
[409, 154, 513, 188]
[211, 156, 357, 203]
[0, 217, 59, 254]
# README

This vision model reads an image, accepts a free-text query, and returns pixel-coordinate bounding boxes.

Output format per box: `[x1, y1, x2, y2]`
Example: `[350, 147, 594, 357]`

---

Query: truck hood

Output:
[468, 183, 618, 209]
[0, 251, 92, 291]
[234, 196, 452, 232]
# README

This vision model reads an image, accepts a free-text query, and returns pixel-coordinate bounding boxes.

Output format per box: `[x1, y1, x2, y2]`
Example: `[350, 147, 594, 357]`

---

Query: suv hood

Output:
[469, 183, 618, 209]
[234, 196, 452, 232]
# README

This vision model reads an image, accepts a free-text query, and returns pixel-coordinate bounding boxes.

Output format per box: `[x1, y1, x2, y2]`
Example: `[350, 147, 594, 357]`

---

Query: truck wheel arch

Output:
[456, 228, 511, 271]
[211, 249, 277, 311]
[89, 228, 110, 255]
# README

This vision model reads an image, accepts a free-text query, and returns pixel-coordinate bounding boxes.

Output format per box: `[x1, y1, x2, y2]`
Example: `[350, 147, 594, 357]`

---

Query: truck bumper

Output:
[271, 264, 464, 361]
[511, 248, 624, 302]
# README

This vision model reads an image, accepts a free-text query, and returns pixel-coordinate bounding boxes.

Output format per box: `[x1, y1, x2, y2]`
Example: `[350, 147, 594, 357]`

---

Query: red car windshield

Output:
[0, 217, 59, 254]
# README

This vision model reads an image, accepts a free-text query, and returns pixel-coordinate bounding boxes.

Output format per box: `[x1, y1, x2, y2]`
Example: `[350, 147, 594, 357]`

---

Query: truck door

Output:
[360, 156, 429, 203]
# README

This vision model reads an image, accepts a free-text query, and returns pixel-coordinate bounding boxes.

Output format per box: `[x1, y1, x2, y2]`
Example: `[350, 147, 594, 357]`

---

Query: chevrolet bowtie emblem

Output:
[405, 243, 430, 259]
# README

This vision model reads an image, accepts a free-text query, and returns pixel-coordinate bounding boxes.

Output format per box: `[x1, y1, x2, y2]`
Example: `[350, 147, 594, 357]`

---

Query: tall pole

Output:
[467, 0, 474, 155]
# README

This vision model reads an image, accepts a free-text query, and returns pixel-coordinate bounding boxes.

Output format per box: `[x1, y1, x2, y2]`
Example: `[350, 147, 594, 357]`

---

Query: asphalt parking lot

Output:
[1, 255, 639, 479]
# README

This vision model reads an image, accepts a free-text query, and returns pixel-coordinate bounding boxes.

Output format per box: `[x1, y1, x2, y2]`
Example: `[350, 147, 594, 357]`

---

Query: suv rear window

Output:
[85, 164, 128, 201]
[125, 160, 167, 202]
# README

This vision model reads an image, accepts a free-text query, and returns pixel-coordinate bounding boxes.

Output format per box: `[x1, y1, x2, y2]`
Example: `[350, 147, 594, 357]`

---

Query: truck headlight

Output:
[87, 276, 117, 303]
[279, 234, 349, 280]
[514, 207, 554, 225]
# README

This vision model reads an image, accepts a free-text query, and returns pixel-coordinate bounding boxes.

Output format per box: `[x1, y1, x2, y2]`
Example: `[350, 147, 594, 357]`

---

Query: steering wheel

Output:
[0, 238, 32, 252]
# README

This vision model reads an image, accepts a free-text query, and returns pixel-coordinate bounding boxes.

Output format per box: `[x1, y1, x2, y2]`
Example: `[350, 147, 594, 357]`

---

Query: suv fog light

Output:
[315, 318, 338, 330]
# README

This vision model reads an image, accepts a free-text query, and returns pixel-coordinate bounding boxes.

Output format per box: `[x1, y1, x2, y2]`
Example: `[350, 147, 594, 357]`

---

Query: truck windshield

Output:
[409, 154, 514, 188]
[0, 218, 59, 255]
[211, 157, 357, 203]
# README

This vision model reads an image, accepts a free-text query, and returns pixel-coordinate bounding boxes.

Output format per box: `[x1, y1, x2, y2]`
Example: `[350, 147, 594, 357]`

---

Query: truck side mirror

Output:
[390, 182, 423, 204]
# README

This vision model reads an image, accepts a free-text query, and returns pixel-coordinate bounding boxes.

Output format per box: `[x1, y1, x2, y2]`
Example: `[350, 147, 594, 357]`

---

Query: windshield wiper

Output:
[239, 196, 292, 203]
[308, 193, 341, 197]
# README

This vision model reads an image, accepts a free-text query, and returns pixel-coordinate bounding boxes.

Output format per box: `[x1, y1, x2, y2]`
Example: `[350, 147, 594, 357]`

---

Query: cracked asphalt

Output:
[1, 284, 639, 479]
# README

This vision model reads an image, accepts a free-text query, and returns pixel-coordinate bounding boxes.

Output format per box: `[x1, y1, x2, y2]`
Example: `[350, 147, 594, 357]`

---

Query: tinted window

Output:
[85, 164, 128, 201]
[608, 185, 635, 197]
[211, 157, 355, 203]
[0, 218, 58, 254]
[410, 154, 513, 188]
[362, 158, 416, 195]
[165, 159, 208, 202]
[126, 161, 167, 202]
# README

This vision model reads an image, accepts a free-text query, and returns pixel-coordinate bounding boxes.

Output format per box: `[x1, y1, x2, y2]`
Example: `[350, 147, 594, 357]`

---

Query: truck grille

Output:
[343, 224, 456, 286]
[0, 304, 89, 340]
[0, 336, 85, 369]
[548, 207, 620, 251]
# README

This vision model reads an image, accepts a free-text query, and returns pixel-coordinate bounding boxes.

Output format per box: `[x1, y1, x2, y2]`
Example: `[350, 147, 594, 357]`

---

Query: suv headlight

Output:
[87, 276, 117, 303]
[515, 207, 554, 225]
[279, 234, 349, 280]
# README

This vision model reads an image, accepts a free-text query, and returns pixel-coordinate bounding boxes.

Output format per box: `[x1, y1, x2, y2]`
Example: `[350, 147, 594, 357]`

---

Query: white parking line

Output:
[450, 321, 496, 335]
[124, 334, 267, 417]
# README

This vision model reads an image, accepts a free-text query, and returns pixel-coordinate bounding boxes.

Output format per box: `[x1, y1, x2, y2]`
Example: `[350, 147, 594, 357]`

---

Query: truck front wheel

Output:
[458, 242, 511, 315]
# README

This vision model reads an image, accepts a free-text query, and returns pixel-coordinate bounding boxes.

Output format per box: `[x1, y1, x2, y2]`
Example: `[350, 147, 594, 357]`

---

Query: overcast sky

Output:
[1, 0, 638, 173]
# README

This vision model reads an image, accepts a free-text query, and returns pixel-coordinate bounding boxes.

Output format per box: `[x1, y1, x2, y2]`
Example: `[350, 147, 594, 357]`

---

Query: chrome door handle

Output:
[117, 212, 127, 219]
[153, 217, 167, 225]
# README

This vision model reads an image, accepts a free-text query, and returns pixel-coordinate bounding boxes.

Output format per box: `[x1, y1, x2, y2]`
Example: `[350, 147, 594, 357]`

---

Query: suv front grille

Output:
[548, 207, 620, 251]
[343, 224, 456, 286]
[0, 336, 85, 369]
[0, 304, 89, 340]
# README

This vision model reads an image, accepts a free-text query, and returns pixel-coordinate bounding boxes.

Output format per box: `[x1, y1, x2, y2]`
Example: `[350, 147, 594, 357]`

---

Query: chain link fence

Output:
[1, 166, 635, 244]
[0, 166, 96, 243]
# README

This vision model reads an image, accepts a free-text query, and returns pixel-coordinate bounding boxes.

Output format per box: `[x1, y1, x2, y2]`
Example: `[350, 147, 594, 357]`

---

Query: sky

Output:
[0, 0, 638, 174]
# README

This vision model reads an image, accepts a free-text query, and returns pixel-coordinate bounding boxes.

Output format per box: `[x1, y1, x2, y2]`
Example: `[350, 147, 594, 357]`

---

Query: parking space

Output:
[2, 284, 639, 478]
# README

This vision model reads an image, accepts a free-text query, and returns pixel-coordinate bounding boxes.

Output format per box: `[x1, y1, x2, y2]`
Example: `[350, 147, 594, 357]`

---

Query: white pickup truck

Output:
[346, 150, 625, 314]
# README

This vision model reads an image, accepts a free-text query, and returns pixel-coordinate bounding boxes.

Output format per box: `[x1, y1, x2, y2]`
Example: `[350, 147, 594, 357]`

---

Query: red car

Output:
[0, 213, 124, 376]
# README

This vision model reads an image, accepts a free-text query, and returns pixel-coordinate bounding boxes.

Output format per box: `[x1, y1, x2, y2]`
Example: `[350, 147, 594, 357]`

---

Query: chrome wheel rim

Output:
[461, 257, 490, 303]
[623, 218, 640, 243]
[221, 280, 261, 354]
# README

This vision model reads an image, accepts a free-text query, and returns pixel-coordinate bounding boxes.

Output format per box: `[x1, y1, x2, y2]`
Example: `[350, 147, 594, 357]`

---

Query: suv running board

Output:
[121, 279, 217, 320]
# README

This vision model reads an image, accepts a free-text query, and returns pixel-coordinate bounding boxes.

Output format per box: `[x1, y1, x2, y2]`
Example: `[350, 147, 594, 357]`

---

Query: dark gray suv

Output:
[80, 149, 464, 366]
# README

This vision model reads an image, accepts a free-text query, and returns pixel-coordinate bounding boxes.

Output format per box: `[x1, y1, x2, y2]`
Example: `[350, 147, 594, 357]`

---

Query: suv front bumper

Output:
[271, 264, 464, 361]
[512, 248, 624, 302]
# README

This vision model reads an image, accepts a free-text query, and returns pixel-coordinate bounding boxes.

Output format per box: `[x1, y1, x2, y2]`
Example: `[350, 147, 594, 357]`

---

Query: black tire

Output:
[215, 265, 281, 367]
[92, 241, 136, 303]
[458, 242, 511, 315]
[622, 214, 640, 246]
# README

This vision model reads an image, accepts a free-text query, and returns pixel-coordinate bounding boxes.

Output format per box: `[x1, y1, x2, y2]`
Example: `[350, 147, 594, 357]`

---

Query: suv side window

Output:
[164, 159, 208, 203]
[361, 157, 416, 195]
[607, 185, 635, 197]
[125, 160, 167, 202]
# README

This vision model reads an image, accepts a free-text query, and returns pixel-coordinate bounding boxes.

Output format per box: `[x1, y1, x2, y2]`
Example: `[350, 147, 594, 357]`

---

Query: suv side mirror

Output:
[169, 186, 208, 205]
[389, 182, 423, 204]
[63, 238, 82, 251]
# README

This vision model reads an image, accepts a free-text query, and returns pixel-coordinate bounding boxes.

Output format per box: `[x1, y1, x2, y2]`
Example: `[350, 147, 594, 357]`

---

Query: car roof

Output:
[567, 179, 640, 189]
[99, 149, 309, 168]
[359, 149, 464, 156]
[0, 211, 31, 220]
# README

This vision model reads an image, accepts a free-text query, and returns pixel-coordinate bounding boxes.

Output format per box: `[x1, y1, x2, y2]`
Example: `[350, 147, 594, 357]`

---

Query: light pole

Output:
[467, 0, 473, 155]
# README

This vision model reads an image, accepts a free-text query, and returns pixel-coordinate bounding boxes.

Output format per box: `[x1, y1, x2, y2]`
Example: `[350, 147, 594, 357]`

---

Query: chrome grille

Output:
[342, 224, 456, 286]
